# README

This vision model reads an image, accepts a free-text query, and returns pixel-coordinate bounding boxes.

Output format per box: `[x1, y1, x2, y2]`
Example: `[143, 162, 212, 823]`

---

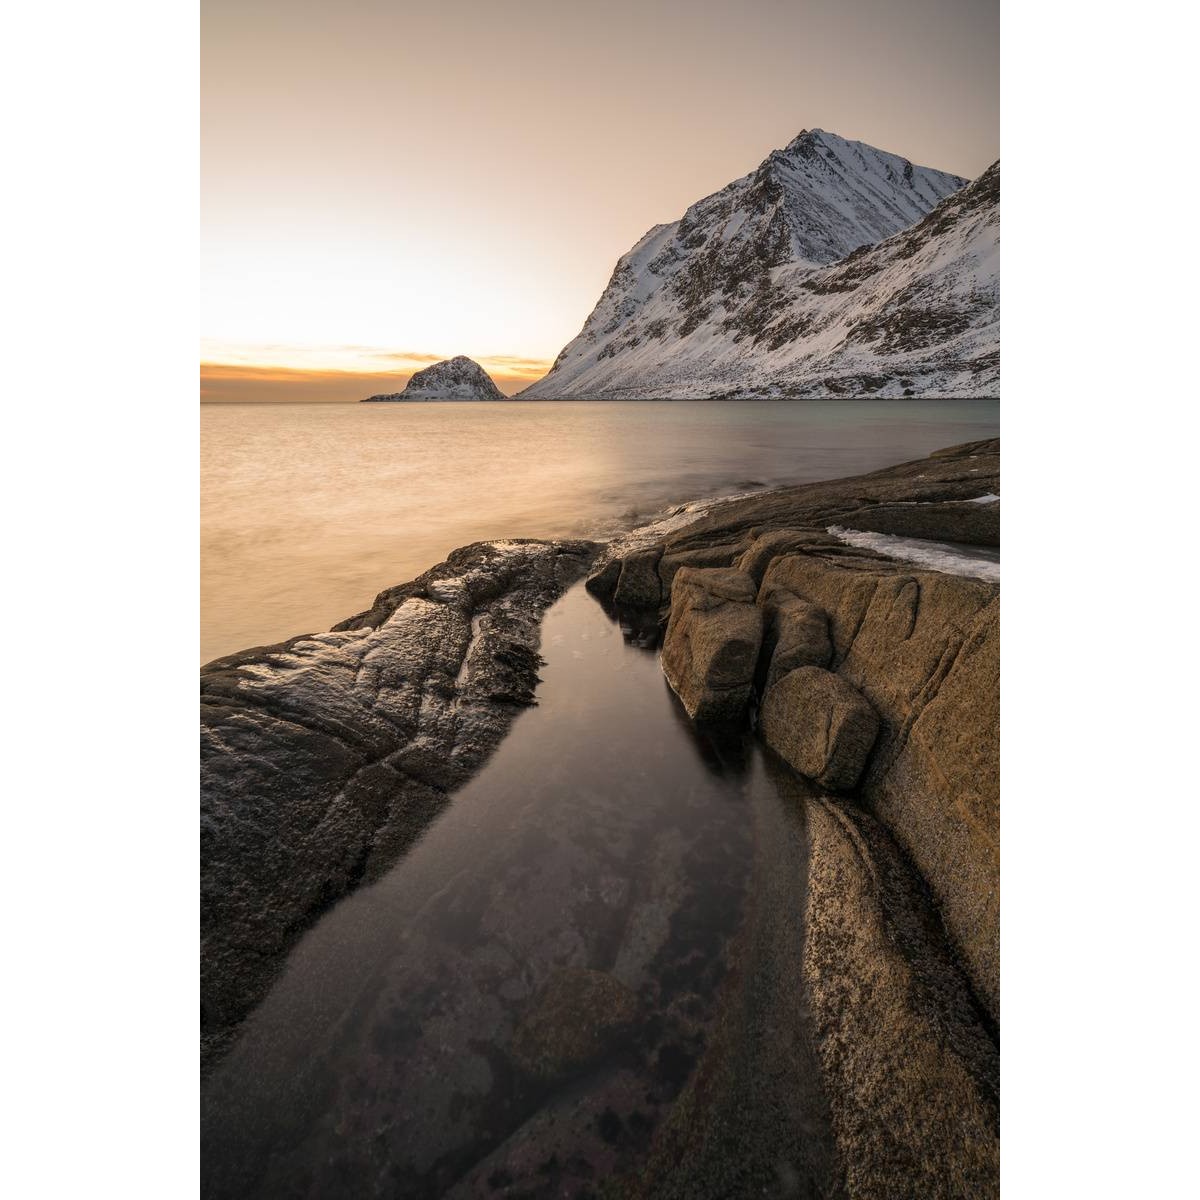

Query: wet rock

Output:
[930, 437, 997, 458]
[622, 763, 843, 1200]
[509, 968, 639, 1082]
[661, 568, 763, 723]
[759, 666, 879, 791]
[613, 546, 664, 609]
[757, 585, 833, 692]
[656, 438, 999, 555]
[585, 556, 623, 603]
[838, 497, 999, 547]
[200, 538, 599, 1070]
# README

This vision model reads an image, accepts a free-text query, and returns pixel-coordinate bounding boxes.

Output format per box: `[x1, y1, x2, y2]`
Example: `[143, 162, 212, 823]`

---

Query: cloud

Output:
[370, 350, 447, 365]
[199, 364, 398, 403]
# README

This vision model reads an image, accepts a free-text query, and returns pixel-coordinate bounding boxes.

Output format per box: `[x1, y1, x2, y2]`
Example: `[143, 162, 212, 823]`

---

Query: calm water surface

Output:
[201, 400, 998, 663]
[202, 584, 830, 1198]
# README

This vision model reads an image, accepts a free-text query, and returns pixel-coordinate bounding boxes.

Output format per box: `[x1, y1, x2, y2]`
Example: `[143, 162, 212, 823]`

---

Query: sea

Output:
[201, 399, 998, 664]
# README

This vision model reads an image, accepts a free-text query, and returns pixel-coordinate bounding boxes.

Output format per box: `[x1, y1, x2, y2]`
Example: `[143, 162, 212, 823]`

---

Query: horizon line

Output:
[200, 358, 548, 402]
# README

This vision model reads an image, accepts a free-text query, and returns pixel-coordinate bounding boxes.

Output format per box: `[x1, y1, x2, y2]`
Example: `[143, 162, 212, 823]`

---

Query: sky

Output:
[202, 0, 998, 400]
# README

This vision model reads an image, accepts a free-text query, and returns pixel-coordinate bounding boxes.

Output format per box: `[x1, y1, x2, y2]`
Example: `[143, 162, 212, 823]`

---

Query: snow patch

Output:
[521, 145, 998, 401]
[827, 526, 1000, 582]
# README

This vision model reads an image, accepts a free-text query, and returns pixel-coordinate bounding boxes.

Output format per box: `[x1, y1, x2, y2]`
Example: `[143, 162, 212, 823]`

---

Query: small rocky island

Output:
[201, 440, 999, 1198]
[362, 355, 505, 402]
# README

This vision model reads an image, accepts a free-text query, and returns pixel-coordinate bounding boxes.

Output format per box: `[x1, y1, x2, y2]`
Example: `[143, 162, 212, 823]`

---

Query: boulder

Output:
[509, 968, 639, 1082]
[661, 567, 763, 722]
[613, 546, 664, 609]
[759, 666, 879, 791]
[658, 542, 742, 592]
[758, 586, 834, 692]
[735, 528, 837, 585]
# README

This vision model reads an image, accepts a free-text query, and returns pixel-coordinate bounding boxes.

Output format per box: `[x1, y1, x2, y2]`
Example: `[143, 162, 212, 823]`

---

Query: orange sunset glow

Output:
[199, 349, 550, 402]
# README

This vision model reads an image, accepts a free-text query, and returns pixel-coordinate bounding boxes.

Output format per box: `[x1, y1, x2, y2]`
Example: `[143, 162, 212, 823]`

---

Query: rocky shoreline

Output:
[584, 437, 1000, 1196]
[586, 436, 1000, 1022]
[201, 439, 999, 1195]
[200, 539, 599, 1067]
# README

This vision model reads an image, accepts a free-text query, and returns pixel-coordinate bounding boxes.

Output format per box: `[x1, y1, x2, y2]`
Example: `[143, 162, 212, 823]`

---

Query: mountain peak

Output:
[778, 127, 837, 154]
[521, 137, 993, 401]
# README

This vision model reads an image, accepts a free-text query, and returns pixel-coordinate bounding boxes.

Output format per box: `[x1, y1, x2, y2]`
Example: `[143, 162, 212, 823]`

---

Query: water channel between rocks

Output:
[202, 580, 837, 1199]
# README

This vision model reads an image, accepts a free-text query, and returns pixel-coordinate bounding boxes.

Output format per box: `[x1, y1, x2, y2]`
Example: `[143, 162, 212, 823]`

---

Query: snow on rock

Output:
[827, 526, 1000, 582]
[521, 130, 997, 400]
[363, 356, 505, 402]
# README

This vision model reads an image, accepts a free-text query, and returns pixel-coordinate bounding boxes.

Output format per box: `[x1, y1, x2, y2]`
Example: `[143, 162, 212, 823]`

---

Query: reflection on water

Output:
[201, 399, 999, 662]
[202, 583, 794, 1198]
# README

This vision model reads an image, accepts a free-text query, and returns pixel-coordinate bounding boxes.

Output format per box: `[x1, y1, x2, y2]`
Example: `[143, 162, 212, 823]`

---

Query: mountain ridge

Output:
[521, 130, 996, 399]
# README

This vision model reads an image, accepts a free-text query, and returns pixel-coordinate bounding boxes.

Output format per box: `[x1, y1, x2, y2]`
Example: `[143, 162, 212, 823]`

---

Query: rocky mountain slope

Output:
[363, 355, 504, 401]
[521, 131, 998, 399]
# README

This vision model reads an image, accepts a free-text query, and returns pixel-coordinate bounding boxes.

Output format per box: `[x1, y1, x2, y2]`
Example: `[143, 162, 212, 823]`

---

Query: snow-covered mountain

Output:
[521, 130, 997, 399]
[363, 356, 504, 401]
